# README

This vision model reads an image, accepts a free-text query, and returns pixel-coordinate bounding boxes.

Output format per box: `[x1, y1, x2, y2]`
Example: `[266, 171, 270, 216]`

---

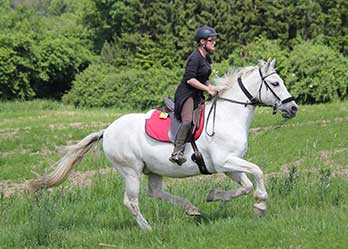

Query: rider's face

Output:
[204, 37, 217, 52]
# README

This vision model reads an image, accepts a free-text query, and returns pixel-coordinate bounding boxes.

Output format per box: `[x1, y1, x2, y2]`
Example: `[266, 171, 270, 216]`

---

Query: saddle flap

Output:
[145, 104, 205, 143]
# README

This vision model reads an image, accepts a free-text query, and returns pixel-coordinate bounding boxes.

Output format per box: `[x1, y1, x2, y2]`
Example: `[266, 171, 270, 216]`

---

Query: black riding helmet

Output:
[195, 26, 218, 43]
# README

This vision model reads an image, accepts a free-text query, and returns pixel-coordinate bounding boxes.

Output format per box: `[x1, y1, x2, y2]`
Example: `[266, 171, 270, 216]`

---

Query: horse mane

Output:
[213, 66, 258, 92]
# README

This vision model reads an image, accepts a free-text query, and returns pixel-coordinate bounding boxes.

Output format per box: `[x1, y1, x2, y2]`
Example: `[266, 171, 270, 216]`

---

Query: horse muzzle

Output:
[278, 102, 298, 119]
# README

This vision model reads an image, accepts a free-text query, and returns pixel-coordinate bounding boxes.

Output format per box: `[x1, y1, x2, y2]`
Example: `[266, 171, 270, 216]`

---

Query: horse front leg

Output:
[147, 173, 201, 216]
[217, 156, 268, 216]
[207, 172, 253, 202]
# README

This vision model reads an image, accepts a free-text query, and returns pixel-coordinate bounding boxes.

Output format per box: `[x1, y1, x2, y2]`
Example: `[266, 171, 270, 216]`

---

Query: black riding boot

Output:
[169, 123, 192, 165]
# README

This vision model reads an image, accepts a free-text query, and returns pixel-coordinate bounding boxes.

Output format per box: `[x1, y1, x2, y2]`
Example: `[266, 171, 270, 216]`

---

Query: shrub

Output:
[287, 41, 348, 103]
[63, 64, 181, 110]
[0, 4, 94, 100]
[31, 35, 93, 98]
[100, 33, 180, 70]
[228, 37, 289, 69]
[0, 34, 36, 100]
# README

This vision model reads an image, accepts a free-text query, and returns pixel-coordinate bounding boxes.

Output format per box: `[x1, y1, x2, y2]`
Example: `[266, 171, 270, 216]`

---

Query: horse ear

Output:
[264, 58, 272, 72]
[270, 59, 276, 69]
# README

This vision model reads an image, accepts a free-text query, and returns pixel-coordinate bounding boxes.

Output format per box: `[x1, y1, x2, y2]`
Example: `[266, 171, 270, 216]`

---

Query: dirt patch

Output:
[267, 147, 348, 178]
[0, 168, 114, 197]
[0, 181, 30, 197]
[1, 148, 347, 197]
[69, 168, 114, 188]
[319, 148, 348, 160]
[48, 122, 109, 130]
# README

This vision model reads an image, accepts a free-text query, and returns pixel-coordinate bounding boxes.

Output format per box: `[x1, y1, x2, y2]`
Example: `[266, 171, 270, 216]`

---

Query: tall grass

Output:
[1, 172, 348, 248]
[0, 100, 348, 248]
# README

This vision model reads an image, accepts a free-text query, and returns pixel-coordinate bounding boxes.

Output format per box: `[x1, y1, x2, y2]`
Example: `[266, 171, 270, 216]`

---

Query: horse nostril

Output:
[291, 105, 298, 112]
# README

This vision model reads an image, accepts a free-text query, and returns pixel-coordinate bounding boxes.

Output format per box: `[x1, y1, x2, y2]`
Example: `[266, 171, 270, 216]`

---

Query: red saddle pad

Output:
[145, 106, 205, 143]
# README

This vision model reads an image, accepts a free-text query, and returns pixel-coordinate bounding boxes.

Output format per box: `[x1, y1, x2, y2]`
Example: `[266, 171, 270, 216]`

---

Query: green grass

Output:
[0, 100, 348, 248]
[1, 173, 348, 248]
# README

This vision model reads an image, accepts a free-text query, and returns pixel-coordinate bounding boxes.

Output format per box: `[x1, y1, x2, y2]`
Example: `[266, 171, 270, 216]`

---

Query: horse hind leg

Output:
[122, 168, 152, 231]
[206, 172, 253, 202]
[147, 173, 200, 216]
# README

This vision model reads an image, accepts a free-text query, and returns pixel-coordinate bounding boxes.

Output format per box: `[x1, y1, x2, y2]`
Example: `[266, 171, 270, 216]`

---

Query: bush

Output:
[31, 35, 93, 98]
[287, 41, 348, 103]
[100, 33, 180, 70]
[0, 3, 94, 100]
[228, 37, 289, 68]
[0, 33, 93, 100]
[63, 64, 181, 110]
[0, 34, 36, 100]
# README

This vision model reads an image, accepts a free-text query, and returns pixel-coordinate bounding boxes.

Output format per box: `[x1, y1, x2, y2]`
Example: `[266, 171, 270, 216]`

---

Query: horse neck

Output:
[209, 73, 260, 132]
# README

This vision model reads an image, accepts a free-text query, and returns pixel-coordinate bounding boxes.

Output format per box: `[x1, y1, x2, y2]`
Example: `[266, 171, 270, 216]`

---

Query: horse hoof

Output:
[206, 190, 216, 202]
[186, 207, 201, 216]
[140, 224, 153, 231]
[254, 207, 266, 217]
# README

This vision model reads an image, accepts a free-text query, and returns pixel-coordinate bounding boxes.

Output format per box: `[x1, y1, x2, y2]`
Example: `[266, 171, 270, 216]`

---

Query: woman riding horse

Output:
[169, 26, 218, 165]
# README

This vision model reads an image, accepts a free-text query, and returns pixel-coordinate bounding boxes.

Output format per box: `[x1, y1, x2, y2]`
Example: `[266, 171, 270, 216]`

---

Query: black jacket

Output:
[174, 49, 212, 120]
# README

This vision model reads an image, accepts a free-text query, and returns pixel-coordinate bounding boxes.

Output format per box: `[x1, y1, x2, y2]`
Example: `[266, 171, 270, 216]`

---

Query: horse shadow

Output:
[192, 202, 239, 225]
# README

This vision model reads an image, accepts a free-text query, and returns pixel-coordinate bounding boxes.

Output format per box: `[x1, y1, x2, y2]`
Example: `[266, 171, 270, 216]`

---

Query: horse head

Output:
[215, 59, 298, 119]
[255, 59, 298, 118]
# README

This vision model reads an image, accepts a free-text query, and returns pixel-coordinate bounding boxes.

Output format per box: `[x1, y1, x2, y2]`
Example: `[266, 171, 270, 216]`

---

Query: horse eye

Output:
[271, 81, 279, 87]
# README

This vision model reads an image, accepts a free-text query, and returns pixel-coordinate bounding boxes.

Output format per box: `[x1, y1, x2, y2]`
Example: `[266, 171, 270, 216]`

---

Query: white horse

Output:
[29, 59, 298, 230]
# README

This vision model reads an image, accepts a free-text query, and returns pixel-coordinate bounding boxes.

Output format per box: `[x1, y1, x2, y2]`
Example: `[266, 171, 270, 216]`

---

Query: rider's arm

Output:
[187, 78, 217, 96]
[185, 53, 217, 96]
[187, 78, 209, 92]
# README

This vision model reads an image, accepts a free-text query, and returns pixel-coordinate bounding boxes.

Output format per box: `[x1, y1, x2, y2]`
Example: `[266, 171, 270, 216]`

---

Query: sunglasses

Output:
[207, 38, 217, 43]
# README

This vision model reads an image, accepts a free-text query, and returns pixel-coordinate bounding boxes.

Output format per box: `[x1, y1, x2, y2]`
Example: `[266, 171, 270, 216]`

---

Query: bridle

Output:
[206, 67, 295, 137]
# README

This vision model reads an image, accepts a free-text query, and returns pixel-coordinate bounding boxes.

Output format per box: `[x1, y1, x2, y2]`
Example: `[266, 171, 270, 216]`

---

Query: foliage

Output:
[1, 0, 348, 104]
[100, 33, 179, 69]
[0, 35, 35, 100]
[31, 35, 93, 98]
[287, 41, 348, 103]
[82, 0, 348, 58]
[0, 2, 94, 100]
[67, 37, 348, 108]
[63, 64, 181, 109]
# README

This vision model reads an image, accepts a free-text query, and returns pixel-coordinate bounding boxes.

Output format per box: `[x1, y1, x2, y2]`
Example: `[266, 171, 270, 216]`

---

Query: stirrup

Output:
[169, 151, 187, 166]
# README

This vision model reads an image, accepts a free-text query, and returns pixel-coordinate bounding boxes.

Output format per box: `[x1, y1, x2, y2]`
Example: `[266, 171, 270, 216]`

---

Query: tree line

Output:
[0, 0, 347, 108]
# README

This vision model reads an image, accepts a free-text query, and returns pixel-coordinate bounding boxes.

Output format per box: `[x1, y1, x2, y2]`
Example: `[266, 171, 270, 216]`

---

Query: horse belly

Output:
[102, 113, 202, 178]
[141, 138, 203, 177]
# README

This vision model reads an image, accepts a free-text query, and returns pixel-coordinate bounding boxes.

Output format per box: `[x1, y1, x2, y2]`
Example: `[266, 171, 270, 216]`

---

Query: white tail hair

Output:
[29, 129, 105, 191]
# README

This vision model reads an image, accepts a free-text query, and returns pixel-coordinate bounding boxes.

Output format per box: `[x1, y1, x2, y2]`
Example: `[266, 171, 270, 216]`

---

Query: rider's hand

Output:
[207, 85, 218, 96]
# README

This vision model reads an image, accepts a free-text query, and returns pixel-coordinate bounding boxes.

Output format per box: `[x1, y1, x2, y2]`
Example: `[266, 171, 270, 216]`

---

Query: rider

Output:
[169, 26, 218, 165]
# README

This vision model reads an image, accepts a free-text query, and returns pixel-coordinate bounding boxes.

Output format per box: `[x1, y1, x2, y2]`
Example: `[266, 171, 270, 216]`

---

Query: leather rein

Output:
[205, 68, 295, 137]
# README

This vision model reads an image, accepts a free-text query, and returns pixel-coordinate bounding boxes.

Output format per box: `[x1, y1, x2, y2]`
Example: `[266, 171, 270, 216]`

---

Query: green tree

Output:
[0, 3, 94, 100]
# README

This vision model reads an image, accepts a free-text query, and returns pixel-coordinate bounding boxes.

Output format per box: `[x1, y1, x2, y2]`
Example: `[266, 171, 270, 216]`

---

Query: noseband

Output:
[206, 67, 295, 136]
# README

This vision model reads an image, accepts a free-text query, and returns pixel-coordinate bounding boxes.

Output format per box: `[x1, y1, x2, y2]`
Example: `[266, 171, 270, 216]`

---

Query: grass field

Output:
[0, 100, 348, 248]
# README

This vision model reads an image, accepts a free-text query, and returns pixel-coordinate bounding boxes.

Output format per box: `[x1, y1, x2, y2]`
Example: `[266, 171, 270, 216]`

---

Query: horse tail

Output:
[29, 129, 105, 191]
